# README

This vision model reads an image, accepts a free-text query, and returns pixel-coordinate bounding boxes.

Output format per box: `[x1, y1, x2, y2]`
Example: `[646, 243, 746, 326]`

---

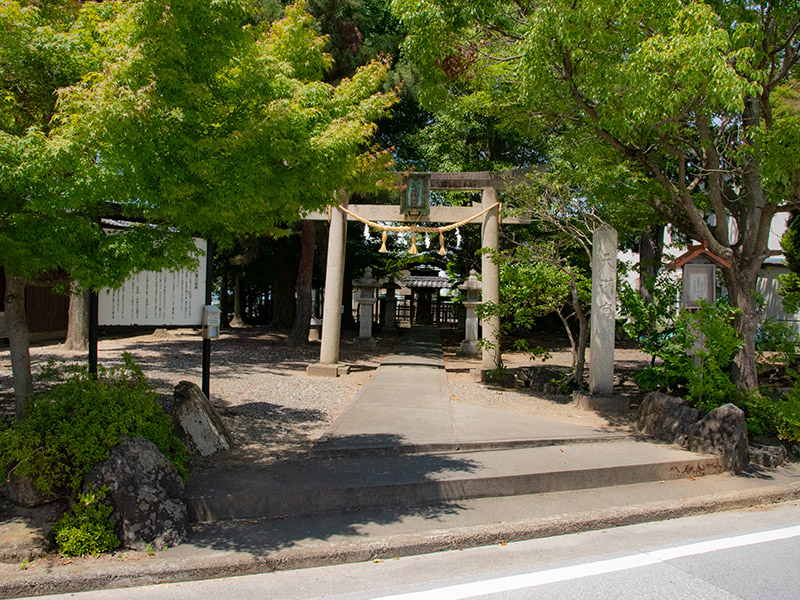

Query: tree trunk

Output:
[723, 96, 771, 390]
[557, 311, 576, 359]
[5, 273, 32, 417]
[286, 220, 315, 346]
[271, 237, 298, 329]
[575, 310, 588, 389]
[62, 283, 89, 351]
[725, 268, 762, 390]
[639, 225, 664, 304]
[570, 269, 589, 390]
[230, 275, 245, 327]
[220, 272, 229, 327]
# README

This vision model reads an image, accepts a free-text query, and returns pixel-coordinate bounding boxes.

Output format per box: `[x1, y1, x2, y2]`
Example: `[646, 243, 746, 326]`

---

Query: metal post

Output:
[202, 239, 214, 398]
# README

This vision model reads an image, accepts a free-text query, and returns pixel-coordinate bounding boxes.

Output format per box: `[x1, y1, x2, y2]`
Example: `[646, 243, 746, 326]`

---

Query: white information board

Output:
[683, 263, 715, 309]
[98, 238, 207, 326]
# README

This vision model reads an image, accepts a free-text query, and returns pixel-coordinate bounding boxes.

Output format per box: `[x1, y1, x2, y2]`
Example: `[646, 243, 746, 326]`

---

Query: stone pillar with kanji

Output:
[589, 224, 618, 395]
[573, 224, 628, 413]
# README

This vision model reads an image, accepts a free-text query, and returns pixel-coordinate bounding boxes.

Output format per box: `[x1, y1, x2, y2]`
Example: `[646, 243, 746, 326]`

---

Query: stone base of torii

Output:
[303, 171, 532, 378]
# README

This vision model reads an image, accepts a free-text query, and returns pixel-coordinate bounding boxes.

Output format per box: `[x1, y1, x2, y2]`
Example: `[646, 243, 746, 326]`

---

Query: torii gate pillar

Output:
[306, 193, 350, 377]
[481, 187, 501, 371]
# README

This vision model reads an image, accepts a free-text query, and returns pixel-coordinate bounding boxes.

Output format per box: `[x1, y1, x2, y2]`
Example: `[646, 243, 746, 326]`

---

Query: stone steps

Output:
[186, 439, 725, 523]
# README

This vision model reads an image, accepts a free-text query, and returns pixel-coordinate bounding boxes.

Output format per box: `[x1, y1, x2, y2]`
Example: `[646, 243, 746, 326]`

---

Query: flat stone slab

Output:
[313, 327, 451, 451]
[4, 464, 800, 596]
[0, 518, 49, 562]
[0, 501, 65, 563]
[572, 391, 630, 413]
[450, 402, 623, 446]
[306, 363, 350, 377]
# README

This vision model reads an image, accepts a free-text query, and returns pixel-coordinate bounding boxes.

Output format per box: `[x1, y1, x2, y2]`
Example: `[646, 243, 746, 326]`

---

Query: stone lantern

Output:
[458, 270, 482, 356]
[355, 267, 379, 347]
[381, 280, 400, 329]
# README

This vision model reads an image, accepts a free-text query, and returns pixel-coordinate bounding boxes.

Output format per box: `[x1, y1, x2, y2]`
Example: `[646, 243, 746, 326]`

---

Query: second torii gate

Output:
[305, 170, 531, 377]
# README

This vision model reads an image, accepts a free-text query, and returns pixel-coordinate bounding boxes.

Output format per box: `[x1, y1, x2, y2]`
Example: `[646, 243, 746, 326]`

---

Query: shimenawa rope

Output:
[337, 202, 501, 254]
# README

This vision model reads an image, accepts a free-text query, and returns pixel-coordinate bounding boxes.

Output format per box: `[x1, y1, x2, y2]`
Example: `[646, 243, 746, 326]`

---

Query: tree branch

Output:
[697, 115, 729, 245]
[559, 48, 729, 254]
[766, 25, 800, 90]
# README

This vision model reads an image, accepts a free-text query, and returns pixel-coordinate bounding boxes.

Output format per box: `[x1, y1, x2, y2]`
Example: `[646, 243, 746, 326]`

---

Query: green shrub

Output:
[630, 300, 742, 412]
[756, 319, 800, 386]
[757, 318, 799, 354]
[53, 486, 119, 556]
[737, 391, 779, 438]
[735, 388, 800, 444]
[0, 354, 187, 497]
[680, 301, 743, 412]
[618, 273, 682, 361]
[774, 389, 800, 443]
[622, 277, 800, 443]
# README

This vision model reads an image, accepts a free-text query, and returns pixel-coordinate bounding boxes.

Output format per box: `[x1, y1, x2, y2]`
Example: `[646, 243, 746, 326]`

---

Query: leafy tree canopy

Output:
[1, 0, 398, 411]
[394, 0, 798, 234]
[392, 0, 800, 388]
[0, 0, 196, 288]
[59, 0, 398, 248]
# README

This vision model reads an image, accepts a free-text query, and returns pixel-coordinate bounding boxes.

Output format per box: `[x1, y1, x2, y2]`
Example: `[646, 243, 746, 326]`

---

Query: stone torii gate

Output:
[304, 170, 531, 377]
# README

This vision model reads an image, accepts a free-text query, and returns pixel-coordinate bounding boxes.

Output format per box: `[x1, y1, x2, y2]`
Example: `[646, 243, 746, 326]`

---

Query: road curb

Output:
[3, 480, 800, 599]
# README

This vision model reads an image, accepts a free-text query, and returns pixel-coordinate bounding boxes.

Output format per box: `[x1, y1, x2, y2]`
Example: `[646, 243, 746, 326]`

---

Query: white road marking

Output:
[370, 524, 800, 600]
[647, 524, 800, 560]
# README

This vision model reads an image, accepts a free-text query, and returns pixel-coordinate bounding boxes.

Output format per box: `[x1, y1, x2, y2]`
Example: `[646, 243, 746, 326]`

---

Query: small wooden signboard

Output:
[666, 242, 731, 309]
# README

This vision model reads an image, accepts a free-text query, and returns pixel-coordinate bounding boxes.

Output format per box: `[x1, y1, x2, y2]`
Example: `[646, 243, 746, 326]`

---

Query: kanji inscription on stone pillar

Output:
[589, 224, 618, 395]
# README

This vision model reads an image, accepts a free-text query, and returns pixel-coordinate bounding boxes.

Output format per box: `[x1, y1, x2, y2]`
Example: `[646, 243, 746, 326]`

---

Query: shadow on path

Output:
[186, 433, 479, 555]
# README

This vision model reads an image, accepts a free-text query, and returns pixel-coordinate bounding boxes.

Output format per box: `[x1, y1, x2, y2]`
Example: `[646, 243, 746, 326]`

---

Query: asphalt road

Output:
[22, 500, 800, 600]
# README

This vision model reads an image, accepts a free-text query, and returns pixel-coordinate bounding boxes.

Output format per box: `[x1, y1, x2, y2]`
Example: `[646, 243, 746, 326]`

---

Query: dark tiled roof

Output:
[402, 275, 451, 289]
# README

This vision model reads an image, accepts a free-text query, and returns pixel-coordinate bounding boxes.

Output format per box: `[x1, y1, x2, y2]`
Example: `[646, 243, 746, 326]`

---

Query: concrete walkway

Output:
[312, 326, 623, 457]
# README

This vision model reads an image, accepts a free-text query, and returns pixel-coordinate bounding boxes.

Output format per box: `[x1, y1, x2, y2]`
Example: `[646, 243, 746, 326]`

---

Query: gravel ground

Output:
[0, 327, 404, 470]
[1, 327, 648, 470]
[442, 338, 646, 433]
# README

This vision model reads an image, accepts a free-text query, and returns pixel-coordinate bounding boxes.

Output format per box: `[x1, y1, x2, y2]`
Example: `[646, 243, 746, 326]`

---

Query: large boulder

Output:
[1, 470, 57, 508]
[749, 444, 788, 468]
[687, 403, 750, 473]
[84, 437, 187, 551]
[173, 381, 233, 456]
[636, 391, 702, 446]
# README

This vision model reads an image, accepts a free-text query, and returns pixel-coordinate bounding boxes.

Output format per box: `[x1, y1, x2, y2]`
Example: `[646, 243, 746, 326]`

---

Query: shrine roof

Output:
[666, 242, 731, 270]
[402, 274, 452, 289]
